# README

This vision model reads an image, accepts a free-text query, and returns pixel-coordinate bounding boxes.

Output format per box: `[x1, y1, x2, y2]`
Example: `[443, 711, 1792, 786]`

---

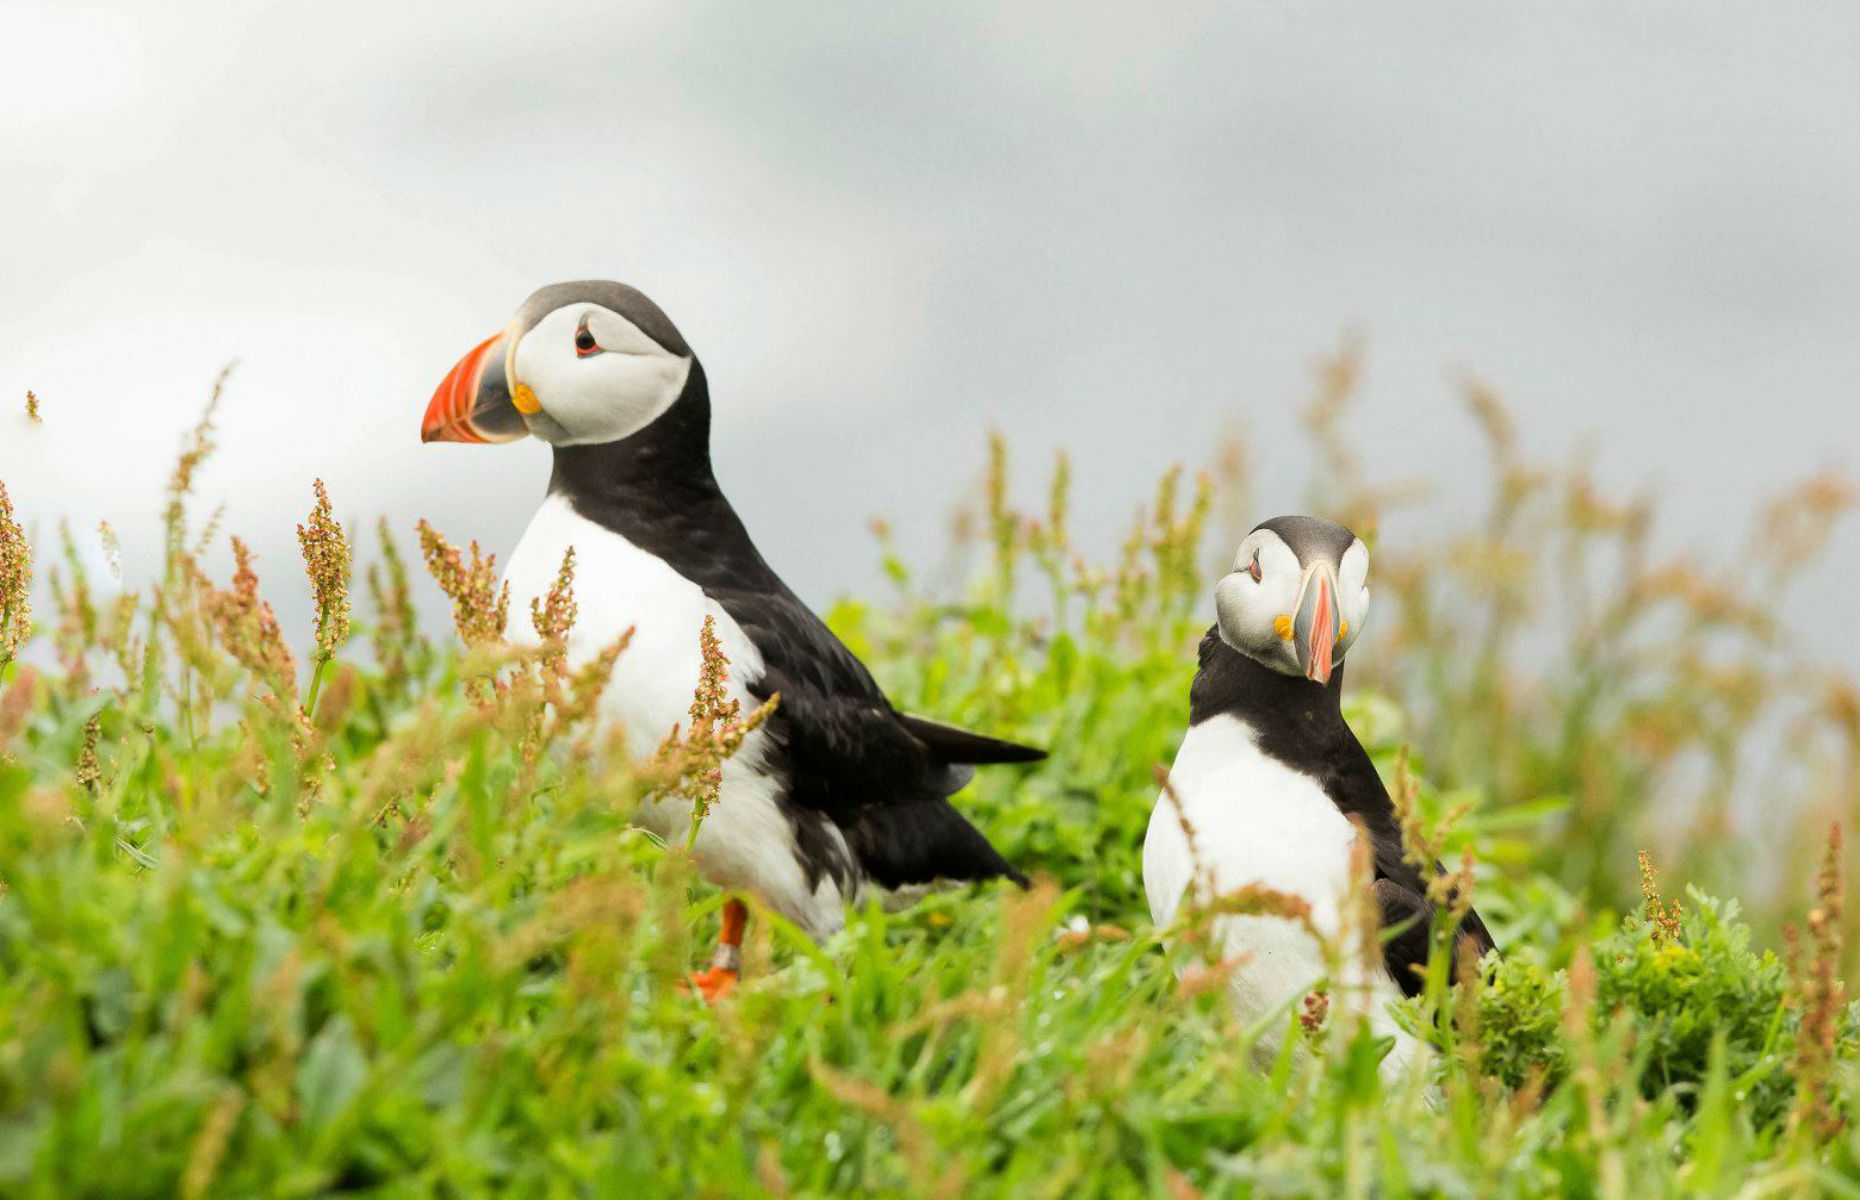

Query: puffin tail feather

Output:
[899, 713, 1047, 765]
[849, 799, 1029, 890]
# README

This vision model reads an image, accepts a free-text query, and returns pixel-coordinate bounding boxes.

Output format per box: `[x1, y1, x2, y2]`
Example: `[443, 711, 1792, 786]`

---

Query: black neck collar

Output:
[548, 360, 718, 507]
[1188, 626, 1347, 731]
[542, 362, 779, 594]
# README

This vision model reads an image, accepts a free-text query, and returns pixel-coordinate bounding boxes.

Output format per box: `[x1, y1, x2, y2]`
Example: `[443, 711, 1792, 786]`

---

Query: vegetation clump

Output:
[0, 363, 1856, 1196]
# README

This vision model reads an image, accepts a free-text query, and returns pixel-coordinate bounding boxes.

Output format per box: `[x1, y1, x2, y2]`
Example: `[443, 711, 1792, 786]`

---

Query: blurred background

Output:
[2, 0, 1856, 851]
[5, 0, 1856, 648]
[3, 0, 1860, 948]
[7, 9, 1860, 1173]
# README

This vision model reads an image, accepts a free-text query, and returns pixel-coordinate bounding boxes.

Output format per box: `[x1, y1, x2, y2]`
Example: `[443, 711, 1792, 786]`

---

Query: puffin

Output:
[1142, 515, 1494, 1071]
[421, 281, 1043, 999]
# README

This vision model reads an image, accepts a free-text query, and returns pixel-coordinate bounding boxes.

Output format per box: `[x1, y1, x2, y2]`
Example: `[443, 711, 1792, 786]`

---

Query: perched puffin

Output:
[1142, 516, 1494, 1071]
[421, 281, 1043, 999]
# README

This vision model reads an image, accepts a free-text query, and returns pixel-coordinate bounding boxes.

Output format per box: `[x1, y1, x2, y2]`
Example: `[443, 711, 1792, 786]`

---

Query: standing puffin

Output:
[1142, 516, 1494, 1070]
[421, 281, 1044, 999]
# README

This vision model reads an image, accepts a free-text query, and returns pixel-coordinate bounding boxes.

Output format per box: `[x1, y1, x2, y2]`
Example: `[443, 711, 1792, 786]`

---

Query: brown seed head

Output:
[75, 713, 102, 796]
[366, 517, 423, 688]
[1757, 472, 1858, 576]
[652, 615, 777, 829]
[97, 520, 121, 581]
[1791, 822, 1847, 1142]
[0, 480, 33, 664]
[530, 547, 578, 670]
[1636, 849, 1684, 946]
[296, 480, 352, 658]
[1299, 987, 1330, 1039]
[203, 538, 298, 698]
[164, 365, 231, 563]
[417, 519, 508, 647]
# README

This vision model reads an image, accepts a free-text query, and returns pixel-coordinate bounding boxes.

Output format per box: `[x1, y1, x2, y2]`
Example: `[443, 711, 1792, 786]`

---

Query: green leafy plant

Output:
[1, 362, 1857, 1197]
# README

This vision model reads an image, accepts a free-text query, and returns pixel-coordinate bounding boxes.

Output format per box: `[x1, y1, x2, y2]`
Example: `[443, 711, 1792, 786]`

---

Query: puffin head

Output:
[422, 281, 697, 448]
[1214, 515, 1369, 686]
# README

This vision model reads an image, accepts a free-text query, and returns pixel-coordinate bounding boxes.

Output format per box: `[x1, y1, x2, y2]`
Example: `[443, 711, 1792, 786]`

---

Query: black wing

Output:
[1186, 629, 1497, 993]
[572, 461, 1041, 893]
[1372, 877, 1498, 997]
[1321, 742, 1498, 995]
[710, 581, 1038, 891]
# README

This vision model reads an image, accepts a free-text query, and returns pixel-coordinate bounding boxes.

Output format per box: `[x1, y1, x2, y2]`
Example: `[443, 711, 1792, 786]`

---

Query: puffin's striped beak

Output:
[1294, 563, 1340, 685]
[421, 330, 528, 444]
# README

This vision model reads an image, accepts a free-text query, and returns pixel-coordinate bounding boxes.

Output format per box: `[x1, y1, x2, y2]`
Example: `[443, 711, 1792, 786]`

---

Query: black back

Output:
[549, 360, 1039, 893]
[1188, 628, 1496, 993]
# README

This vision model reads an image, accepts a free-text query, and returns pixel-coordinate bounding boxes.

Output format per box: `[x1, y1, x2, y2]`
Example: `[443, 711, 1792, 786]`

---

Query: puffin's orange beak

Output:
[421, 331, 527, 444]
[1294, 565, 1339, 685]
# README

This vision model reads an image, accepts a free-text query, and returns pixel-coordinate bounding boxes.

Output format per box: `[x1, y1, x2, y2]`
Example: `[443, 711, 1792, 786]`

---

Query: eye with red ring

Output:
[574, 317, 602, 358]
[1248, 552, 1262, 583]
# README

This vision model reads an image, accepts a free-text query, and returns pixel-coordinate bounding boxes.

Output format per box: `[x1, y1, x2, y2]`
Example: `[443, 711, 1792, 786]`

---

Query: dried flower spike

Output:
[0, 480, 33, 666]
[0, 666, 38, 754]
[1790, 823, 1846, 1142]
[653, 615, 778, 848]
[1637, 849, 1684, 946]
[204, 537, 298, 699]
[75, 712, 102, 796]
[530, 547, 578, 670]
[296, 479, 352, 718]
[24, 391, 42, 423]
[417, 519, 508, 647]
[97, 521, 122, 581]
[49, 524, 99, 688]
[366, 517, 426, 693]
[164, 364, 232, 565]
[1299, 987, 1330, 1040]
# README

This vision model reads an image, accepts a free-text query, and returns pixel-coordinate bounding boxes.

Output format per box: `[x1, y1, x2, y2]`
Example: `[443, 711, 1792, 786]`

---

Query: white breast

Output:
[503, 494, 850, 938]
[1144, 714, 1357, 957]
[504, 494, 765, 757]
[1143, 714, 1420, 1074]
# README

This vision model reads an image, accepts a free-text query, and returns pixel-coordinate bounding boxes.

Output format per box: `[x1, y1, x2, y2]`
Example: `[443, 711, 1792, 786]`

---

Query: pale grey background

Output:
[3, 1, 1856, 669]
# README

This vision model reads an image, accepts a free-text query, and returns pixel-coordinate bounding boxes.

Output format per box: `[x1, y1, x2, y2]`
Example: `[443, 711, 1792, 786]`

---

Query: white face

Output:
[508, 303, 693, 446]
[1213, 528, 1370, 678]
[1336, 539, 1369, 657]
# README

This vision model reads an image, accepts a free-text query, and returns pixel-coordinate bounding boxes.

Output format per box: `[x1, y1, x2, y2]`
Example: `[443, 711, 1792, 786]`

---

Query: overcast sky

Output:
[3, 1, 1856, 670]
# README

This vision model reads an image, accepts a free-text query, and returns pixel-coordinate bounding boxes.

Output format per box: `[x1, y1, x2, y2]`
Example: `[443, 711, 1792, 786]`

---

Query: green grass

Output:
[2, 377, 1859, 1197]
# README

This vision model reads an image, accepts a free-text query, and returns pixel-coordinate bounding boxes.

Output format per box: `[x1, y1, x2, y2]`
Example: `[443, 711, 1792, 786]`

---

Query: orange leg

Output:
[690, 897, 747, 1004]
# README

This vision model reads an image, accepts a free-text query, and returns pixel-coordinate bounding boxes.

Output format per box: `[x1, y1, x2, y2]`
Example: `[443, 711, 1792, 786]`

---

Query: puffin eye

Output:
[574, 322, 602, 357]
[1248, 552, 1262, 583]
